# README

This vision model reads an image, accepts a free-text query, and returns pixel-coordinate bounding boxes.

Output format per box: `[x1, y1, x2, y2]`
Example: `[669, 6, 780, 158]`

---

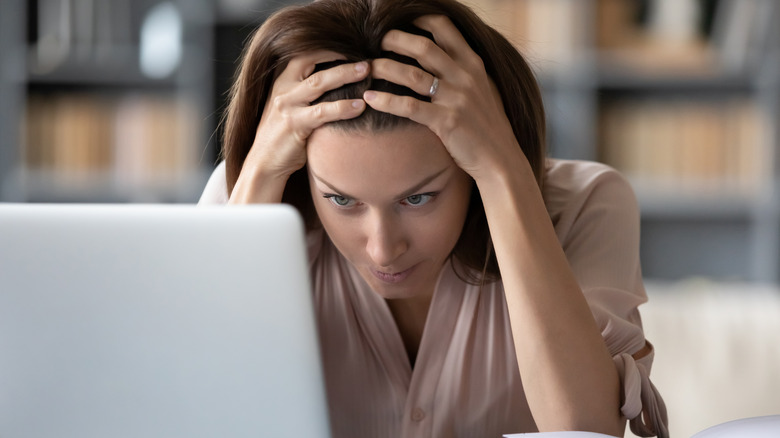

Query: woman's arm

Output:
[476, 158, 624, 436]
[228, 52, 369, 204]
[364, 15, 624, 436]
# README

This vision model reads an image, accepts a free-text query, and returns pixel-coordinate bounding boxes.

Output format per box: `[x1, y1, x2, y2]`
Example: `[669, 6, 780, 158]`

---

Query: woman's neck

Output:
[385, 291, 434, 367]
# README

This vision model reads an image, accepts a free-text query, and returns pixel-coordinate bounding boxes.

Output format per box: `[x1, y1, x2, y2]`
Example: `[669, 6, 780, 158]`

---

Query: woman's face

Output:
[307, 124, 472, 301]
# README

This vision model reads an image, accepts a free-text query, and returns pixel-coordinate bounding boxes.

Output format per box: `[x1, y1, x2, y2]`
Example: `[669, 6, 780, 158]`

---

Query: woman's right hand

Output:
[229, 51, 369, 204]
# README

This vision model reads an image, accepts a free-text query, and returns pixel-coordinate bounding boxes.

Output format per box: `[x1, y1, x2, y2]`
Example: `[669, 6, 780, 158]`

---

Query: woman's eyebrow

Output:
[310, 166, 451, 200]
[310, 172, 357, 199]
[396, 167, 450, 199]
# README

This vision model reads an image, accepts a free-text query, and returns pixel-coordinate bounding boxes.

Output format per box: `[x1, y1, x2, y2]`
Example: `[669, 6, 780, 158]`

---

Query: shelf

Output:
[26, 46, 209, 88]
[635, 190, 762, 221]
[596, 63, 756, 93]
[2, 167, 211, 203]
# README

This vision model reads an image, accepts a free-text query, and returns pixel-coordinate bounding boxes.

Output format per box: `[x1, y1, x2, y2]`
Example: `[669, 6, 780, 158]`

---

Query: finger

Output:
[380, 29, 455, 78]
[296, 61, 370, 103]
[415, 15, 486, 76]
[296, 99, 366, 136]
[412, 15, 473, 62]
[280, 50, 348, 83]
[363, 90, 436, 128]
[371, 58, 437, 98]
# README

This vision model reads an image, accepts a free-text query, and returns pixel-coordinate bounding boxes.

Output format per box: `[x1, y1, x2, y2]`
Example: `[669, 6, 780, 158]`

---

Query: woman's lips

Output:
[372, 265, 415, 284]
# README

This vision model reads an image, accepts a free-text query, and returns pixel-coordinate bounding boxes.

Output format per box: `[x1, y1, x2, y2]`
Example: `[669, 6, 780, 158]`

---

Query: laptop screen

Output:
[0, 204, 331, 438]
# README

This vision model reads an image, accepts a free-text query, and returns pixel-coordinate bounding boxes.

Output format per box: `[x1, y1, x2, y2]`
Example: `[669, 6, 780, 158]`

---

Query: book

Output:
[599, 98, 770, 197]
[504, 432, 618, 437]
[459, 0, 586, 75]
[710, 0, 779, 74]
[24, 92, 200, 188]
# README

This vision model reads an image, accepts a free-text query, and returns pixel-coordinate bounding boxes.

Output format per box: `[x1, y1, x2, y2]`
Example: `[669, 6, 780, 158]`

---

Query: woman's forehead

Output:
[308, 125, 452, 172]
[306, 125, 456, 194]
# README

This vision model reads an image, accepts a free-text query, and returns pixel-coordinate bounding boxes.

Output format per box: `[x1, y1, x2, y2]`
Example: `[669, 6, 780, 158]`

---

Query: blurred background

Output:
[0, 0, 778, 436]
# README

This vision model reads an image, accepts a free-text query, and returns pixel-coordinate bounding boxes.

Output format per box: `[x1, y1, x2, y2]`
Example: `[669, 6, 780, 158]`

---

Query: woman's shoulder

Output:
[543, 159, 637, 212]
[544, 158, 629, 192]
[542, 159, 640, 236]
[198, 161, 229, 205]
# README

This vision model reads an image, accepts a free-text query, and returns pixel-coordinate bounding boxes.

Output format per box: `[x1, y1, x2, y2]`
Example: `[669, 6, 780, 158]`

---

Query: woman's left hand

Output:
[364, 15, 525, 182]
[367, 17, 628, 436]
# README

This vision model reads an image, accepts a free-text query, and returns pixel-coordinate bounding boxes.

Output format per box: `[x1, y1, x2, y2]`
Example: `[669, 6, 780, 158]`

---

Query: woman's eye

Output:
[404, 193, 434, 206]
[325, 195, 353, 207]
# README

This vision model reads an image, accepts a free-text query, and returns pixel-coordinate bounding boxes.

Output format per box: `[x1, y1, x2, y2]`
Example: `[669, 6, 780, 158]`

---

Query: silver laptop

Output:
[0, 204, 331, 438]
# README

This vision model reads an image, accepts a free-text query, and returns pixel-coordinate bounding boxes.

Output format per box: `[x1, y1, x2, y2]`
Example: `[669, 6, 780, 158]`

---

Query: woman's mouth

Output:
[372, 265, 415, 284]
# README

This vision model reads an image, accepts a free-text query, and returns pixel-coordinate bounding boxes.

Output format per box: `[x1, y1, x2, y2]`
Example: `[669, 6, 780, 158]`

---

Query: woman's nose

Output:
[365, 212, 407, 268]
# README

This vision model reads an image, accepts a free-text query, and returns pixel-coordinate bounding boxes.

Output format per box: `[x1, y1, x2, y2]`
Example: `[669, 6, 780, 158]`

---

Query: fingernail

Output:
[355, 62, 368, 73]
[352, 99, 364, 109]
[364, 91, 377, 101]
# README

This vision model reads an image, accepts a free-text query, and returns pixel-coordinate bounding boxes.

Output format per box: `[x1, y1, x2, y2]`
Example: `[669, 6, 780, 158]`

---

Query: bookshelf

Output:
[0, 0, 216, 203]
[2, 0, 778, 282]
[0, 0, 25, 202]
[464, 0, 780, 282]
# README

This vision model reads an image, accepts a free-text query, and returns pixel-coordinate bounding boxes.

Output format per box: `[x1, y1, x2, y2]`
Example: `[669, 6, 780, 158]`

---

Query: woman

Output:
[199, 0, 668, 437]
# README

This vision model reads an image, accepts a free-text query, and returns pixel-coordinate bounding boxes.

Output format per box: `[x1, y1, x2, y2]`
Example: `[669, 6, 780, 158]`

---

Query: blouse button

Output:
[411, 407, 426, 422]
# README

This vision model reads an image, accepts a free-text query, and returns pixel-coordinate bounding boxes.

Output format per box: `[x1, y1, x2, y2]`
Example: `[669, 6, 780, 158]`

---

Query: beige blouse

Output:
[199, 159, 669, 438]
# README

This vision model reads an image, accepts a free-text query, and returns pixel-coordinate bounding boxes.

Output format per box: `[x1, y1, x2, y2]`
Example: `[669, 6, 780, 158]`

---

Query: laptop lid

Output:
[0, 204, 331, 438]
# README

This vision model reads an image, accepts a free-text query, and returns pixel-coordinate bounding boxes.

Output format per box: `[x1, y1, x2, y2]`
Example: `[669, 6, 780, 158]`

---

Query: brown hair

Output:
[222, 0, 547, 283]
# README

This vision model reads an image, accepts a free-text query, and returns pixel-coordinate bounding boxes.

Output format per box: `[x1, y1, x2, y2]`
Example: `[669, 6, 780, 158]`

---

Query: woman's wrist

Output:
[472, 149, 537, 202]
[228, 162, 292, 204]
